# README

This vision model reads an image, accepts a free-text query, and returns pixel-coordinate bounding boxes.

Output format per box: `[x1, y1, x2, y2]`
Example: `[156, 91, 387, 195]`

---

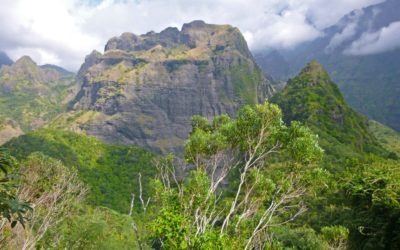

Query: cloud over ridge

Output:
[344, 21, 400, 55]
[0, 0, 385, 70]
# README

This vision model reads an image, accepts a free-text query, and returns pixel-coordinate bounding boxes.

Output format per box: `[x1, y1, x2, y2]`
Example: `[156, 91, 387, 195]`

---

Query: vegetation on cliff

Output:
[271, 61, 386, 158]
[0, 56, 76, 144]
[0, 34, 399, 249]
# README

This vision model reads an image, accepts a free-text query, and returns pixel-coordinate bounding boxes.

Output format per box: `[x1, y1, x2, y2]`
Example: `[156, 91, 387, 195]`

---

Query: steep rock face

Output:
[62, 21, 274, 154]
[0, 56, 76, 143]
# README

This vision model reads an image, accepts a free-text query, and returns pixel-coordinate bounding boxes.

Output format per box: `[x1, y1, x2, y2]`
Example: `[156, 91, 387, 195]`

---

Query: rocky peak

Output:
[1, 55, 75, 84]
[1, 56, 45, 83]
[297, 60, 330, 86]
[0, 55, 77, 143]
[181, 20, 207, 30]
[62, 21, 275, 154]
[15, 55, 37, 67]
[0, 55, 75, 94]
[104, 33, 140, 51]
[77, 50, 102, 79]
[159, 27, 180, 39]
[104, 20, 252, 58]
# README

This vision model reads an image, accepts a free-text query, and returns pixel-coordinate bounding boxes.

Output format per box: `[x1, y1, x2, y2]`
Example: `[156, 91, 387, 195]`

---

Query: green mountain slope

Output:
[4, 129, 156, 213]
[0, 56, 76, 144]
[369, 120, 400, 156]
[271, 61, 385, 158]
[271, 61, 400, 248]
[255, 0, 400, 131]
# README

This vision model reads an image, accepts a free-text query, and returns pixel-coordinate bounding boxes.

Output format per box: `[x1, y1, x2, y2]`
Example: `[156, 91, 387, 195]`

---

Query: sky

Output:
[0, 0, 391, 71]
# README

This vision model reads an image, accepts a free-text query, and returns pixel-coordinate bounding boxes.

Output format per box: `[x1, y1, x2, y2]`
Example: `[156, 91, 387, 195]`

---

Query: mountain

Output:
[271, 61, 385, 158]
[369, 120, 400, 156]
[0, 51, 13, 66]
[52, 20, 274, 154]
[0, 56, 76, 144]
[255, 0, 400, 131]
[40, 64, 75, 78]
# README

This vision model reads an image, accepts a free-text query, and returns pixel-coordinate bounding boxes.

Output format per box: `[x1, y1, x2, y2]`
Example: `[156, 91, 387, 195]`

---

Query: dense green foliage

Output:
[300, 155, 400, 249]
[0, 150, 31, 228]
[1, 152, 130, 249]
[1, 60, 400, 249]
[271, 61, 400, 249]
[4, 129, 156, 213]
[344, 157, 400, 248]
[133, 102, 332, 249]
[0, 83, 72, 131]
[369, 120, 400, 157]
[271, 61, 386, 158]
[40, 206, 138, 249]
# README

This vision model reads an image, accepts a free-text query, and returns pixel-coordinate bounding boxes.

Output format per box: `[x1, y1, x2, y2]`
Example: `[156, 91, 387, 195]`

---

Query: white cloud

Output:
[344, 21, 400, 55]
[0, 0, 385, 71]
[326, 23, 358, 51]
[0, 0, 102, 70]
[325, 10, 364, 52]
[302, 0, 384, 28]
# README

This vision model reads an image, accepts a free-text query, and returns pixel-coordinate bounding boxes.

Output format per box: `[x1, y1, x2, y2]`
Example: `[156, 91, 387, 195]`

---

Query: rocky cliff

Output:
[54, 21, 274, 154]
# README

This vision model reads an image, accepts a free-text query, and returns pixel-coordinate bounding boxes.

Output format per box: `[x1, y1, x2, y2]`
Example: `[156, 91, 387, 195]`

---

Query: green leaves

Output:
[157, 102, 326, 248]
[283, 121, 324, 165]
[233, 102, 283, 152]
[0, 149, 13, 174]
[185, 115, 232, 163]
[152, 209, 188, 249]
[0, 149, 31, 228]
[186, 102, 323, 168]
[321, 225, 349, 249]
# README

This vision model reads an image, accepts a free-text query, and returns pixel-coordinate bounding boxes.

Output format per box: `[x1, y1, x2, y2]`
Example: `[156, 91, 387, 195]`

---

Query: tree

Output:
[0, 149, 31, 229]
[321, 225, 349, 250]
[342, 157, 400, 249]
[149, 102, 323, 249]
[0, 153, 87, 250]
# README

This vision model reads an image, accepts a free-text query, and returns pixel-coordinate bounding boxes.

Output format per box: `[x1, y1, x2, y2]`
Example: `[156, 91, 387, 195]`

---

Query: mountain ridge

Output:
[271, 60, 384, 158]
[53, 20, 275, 154]
[0, 51, 13, 66]
[255, 0, 400, 131]
[0, 56, 77, 144]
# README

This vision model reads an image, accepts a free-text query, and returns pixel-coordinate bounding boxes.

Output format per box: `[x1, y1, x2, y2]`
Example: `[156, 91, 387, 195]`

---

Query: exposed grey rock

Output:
[68, 21, 275, 154]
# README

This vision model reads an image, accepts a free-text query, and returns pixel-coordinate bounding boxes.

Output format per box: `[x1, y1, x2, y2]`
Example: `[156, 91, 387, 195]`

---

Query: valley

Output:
[0, 6, 399, 249]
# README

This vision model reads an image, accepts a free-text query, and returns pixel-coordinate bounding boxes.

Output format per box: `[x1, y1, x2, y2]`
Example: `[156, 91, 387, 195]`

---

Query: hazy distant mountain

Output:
[0, 51, 13, 66]
[40, 64, 75, 78]
[0, 56, 76, 144]
[51, 21, 275, 154]
[255, 0, 400, 131]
